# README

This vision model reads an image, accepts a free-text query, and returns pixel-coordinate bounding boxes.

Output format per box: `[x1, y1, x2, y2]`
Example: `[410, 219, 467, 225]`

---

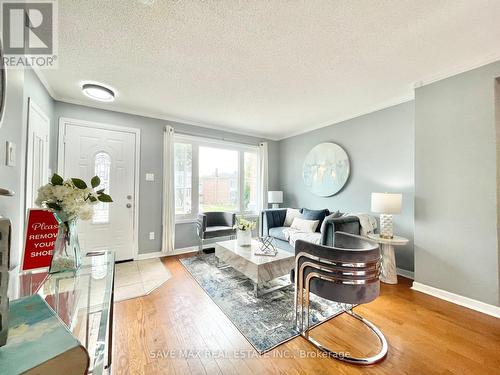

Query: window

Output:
[174, 135, 260, 220]
[199, 146, 238, 212]
[93, 152, 111, 224]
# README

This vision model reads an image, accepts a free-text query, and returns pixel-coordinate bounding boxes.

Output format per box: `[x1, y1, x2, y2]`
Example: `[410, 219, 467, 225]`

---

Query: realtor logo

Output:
[1, 0, 58, 68]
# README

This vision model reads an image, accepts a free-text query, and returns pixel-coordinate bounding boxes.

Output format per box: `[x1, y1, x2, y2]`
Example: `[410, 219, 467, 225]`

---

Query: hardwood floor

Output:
[113, 254, 500, 375]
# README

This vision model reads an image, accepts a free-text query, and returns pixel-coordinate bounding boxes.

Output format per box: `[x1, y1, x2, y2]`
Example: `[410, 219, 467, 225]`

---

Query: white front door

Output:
[26, 98, 50, 209]
[60, 120, 138, 261]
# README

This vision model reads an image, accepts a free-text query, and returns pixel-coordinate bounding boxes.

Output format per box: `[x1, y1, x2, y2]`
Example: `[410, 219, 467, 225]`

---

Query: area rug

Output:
[180, 253, 349, 353]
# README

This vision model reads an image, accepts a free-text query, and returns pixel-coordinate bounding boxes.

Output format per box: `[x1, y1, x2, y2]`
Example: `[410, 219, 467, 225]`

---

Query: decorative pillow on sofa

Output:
[290, 217, 319, 233]
[284, 208, 302, 227]
[301, 208, 329, 232]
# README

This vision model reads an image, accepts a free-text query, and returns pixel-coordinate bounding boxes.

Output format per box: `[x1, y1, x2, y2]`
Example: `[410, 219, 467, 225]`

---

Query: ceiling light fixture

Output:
[82, 83, 116, 102]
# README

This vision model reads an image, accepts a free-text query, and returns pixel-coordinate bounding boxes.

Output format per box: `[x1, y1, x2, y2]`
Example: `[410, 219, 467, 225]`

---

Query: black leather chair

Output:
[196, 212, 236, 252]
[293, 232, 387, 365]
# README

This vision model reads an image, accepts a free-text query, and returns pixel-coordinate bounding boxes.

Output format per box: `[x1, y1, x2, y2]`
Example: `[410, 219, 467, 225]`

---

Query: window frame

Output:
[92, 151, 112, 225]
[174, 134, 260, 222]
[174, 141, 194, 219]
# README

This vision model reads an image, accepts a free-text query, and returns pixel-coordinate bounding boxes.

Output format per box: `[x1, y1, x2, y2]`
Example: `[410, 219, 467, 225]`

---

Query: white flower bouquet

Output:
[36, 173, 113, 222]
[235, 217, 256, 247]
[234, 217, 256, 231]
[36, 173, 113, 273]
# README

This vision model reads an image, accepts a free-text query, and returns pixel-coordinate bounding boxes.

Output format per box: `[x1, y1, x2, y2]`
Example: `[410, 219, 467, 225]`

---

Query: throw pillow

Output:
[284, 208, 302, 227]
[301, 208, 329, 232]
[290, 217, 319, 233]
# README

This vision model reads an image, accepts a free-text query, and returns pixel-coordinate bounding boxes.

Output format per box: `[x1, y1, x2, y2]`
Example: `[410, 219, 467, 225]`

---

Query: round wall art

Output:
[302, 142, 350, 197]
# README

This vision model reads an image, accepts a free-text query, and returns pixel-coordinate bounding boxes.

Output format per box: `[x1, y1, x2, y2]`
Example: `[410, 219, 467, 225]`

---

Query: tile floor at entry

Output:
[114, 258, 171, 302]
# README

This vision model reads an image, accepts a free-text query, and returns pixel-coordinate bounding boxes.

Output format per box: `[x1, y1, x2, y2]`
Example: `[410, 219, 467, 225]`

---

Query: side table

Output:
[10, 251, 115, 374]
[367, 234, 409, 284]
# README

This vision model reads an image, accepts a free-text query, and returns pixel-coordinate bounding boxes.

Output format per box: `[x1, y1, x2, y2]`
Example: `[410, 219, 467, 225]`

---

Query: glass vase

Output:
[49, 214, 81, 273]
[236, 229, 252, 247]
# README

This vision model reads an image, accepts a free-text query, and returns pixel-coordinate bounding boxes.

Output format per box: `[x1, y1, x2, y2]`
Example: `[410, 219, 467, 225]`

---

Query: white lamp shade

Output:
[371, 192, 402, 214]
[268, 191, 283, 204]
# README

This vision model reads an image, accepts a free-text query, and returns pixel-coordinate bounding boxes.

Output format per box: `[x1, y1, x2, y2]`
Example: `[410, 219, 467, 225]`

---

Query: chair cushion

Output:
[290, 218, 319, 233]
[286, 230, 322, 248]
[268, 226, 288, 241]
[301, 208, 329, 232]
[204, 226, 235, 239]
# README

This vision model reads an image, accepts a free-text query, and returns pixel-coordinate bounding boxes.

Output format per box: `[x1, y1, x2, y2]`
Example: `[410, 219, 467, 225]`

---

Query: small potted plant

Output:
[234, 217, 256, 247]
[35, 173, 113, 273]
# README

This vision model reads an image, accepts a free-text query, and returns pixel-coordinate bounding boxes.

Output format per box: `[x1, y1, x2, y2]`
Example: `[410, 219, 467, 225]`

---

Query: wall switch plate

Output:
[149, 232, 155, 240]
[145, 173, 155, 182]
[5, 142, 16, 167]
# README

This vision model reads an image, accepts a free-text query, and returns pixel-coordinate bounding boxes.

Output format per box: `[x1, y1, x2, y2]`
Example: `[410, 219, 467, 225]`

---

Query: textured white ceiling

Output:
[39, 0, 500, 139]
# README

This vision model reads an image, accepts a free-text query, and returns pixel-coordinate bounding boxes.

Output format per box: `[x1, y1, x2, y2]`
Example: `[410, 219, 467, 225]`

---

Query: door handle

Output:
[126, 203, 132, 208]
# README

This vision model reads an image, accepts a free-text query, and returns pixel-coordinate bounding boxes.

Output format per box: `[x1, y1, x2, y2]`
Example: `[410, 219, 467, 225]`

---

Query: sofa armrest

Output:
[321, 216, 361, 246]
[260, 209, 287, 237]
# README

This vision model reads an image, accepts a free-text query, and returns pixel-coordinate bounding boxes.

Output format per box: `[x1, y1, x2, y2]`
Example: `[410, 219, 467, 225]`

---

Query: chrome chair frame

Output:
[294, 248, 388, 365]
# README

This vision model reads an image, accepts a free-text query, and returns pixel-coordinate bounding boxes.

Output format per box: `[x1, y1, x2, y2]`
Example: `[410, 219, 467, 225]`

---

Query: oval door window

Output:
[93, 152, 111, 224]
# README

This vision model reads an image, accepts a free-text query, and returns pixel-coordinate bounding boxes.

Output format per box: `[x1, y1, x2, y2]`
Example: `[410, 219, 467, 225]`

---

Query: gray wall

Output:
[0, 69, 26, 267]
[53, 102, 278, 253]
[415, 61, 500, 306]
[278, 101, 415, 272]
[0, 68, 54, 267]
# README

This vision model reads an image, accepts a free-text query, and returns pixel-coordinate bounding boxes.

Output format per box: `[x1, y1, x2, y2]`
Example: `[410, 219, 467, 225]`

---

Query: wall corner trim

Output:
[411, 282, 500, 318]
[136, 246, 202, 260]
[397, 268, 414, 280]
[136, 251, 165, 260]
[172, 244, 213, 255]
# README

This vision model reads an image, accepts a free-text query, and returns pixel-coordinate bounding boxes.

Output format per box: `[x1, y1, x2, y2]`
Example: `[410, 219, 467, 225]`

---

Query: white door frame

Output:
[25, 97, 50, 211]
[57, 117, 141, 260]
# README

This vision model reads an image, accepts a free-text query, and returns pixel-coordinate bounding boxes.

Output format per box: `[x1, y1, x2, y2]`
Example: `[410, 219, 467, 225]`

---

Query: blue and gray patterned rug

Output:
[180, 253, 348, 353]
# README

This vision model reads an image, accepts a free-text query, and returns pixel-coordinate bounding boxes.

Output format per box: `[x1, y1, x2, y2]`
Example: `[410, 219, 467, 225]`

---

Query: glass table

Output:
[15, 251, 115, 374]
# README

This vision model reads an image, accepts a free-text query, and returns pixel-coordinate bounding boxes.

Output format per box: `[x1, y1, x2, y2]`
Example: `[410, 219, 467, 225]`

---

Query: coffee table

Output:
[215, 239, 295, 297]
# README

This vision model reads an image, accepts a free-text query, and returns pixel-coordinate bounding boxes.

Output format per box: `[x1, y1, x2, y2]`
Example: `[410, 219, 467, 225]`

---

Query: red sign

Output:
[22, 209, 59, 271]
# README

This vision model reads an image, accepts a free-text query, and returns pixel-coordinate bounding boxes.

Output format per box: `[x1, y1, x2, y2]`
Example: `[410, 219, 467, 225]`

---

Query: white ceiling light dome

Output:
[81, 82, 116, 102]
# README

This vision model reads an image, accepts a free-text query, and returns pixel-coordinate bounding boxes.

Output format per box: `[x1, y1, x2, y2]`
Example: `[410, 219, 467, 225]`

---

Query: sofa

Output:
[260, 208, 360, 253]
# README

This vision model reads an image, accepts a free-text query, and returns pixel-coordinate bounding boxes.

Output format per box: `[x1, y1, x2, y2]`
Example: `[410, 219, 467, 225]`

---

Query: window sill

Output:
[175, 218, 197, 224]
[175, 212, 259, 225]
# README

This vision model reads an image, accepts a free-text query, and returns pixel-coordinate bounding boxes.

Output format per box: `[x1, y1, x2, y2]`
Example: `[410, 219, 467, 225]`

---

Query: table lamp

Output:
[371, 192, 402, 239]
[268, 191, 283, 209]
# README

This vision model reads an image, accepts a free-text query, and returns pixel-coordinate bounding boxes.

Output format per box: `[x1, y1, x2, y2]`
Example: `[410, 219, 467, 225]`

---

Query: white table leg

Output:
[380, 243, 398, 284]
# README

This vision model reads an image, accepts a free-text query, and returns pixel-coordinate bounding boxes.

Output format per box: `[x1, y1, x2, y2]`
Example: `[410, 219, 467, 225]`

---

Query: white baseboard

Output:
[171, 246, 199, 255]
[172, 243, 214, 255]
[411, 282, 500, 318]
[136, 243, 213, 260]
[136, 251, 165, 260]
[397, 268, 414, 280]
